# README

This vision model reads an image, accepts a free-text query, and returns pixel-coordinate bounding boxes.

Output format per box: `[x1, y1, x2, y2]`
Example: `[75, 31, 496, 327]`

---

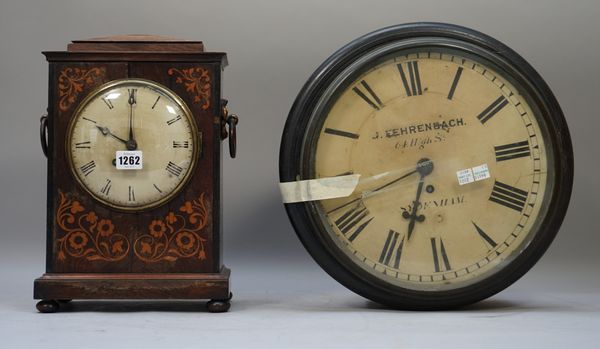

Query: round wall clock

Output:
[280, 23, 573, 309]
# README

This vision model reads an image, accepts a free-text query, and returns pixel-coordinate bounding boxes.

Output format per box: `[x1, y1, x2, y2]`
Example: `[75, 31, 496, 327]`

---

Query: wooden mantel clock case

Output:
[34, 36, 238, 313]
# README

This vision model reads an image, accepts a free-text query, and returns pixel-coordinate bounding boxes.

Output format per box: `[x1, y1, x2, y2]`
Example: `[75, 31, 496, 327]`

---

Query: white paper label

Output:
[457, 163, 490, 185]
[279, 174, 360, 203]
[116, 150, 143, 170]
[456, 168, 475, 185]
[472, 164, 491, 181]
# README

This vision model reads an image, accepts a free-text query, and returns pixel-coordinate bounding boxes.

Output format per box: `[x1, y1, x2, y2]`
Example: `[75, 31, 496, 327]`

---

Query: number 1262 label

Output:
[116, 150, 143, 170]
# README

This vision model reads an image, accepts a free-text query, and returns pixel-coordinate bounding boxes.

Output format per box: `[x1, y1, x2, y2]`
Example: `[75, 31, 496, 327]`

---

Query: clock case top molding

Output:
[35, 36, 234, 310]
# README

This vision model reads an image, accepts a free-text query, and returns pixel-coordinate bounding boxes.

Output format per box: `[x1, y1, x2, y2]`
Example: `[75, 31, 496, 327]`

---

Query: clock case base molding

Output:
[36, 36, 236, 313]
[34, 267, 231, 313]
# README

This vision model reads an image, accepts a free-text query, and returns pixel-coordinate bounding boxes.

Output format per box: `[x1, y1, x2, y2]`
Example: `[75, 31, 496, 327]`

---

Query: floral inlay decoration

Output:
[134, 193, 209, 262]
[55, 191, 129, 262]
[58, 67, 105, 112]
[168, 67, 211, 110]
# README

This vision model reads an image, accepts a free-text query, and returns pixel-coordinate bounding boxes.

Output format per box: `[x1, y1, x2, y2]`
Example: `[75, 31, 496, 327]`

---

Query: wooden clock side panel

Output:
[47, 61, 130, 273]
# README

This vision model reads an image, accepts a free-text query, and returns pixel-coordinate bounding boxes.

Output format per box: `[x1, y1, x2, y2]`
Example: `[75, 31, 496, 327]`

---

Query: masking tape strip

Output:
[279, 174, 360, 203]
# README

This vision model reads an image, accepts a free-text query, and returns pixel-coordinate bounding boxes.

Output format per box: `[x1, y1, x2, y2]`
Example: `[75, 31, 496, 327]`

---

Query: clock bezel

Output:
[280, 23, 574, 309]
[66, 78, 200, 212]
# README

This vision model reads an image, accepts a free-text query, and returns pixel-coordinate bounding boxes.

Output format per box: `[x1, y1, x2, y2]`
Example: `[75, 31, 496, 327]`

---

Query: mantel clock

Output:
[35, 36, 238, 313]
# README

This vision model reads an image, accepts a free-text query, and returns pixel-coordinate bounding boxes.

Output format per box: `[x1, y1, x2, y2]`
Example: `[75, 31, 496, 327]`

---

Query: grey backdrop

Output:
[0, 1, 598, 348]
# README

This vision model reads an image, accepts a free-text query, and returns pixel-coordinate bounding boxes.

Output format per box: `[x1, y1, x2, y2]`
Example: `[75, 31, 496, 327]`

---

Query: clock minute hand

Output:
[126, 89, 137, 150]
[326, 168, 418, 214]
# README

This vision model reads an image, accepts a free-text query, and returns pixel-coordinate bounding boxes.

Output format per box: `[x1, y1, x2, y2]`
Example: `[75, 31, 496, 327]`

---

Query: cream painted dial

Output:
[314, 51, 550, 291]
[67, 79, 198, 210]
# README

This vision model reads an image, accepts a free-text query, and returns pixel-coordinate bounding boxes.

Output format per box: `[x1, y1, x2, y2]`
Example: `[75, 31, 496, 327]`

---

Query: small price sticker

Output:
[456, 168, 475, 185]
[116, 150, 143, 170]
[457, 163, 490, 186]
[472, 164, 491, 181]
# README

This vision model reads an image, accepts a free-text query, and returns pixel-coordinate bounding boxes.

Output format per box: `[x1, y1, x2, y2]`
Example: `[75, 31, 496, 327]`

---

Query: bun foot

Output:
[206, 292, 232, 313]
[36, 300, 59, 313]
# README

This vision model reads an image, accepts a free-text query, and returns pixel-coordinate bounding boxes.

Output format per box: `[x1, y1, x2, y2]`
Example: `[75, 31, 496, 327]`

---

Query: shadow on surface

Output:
[50, 300, 215, 313]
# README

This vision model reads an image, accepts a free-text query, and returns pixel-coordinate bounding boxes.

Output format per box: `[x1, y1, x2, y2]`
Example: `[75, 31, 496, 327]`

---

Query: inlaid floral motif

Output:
[134, 193, 209, 262]
[58, 67, 105, 112]
[55, 191, 129, 262]
[168, 67, 211, 110]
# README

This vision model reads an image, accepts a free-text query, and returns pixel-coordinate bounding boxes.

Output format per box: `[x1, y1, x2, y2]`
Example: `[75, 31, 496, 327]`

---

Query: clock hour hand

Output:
[402, 158, 434, 240]
[96, 125, 128, 145]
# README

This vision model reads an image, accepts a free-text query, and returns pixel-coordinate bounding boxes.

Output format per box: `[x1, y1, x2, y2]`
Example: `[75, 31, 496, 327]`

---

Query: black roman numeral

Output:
[379, 230, 405, 268]
[75, 141, 91, 149]
[173, 140, 190, 148]
[489, 181, 528, 212]
[102, 97, 114, 110]
[100, 179, 112, 196]
[431, 237, 451, 272]
[398, 61, 422, 97]
[128, 186, 135, 201]
[472, 221, 497, 249]
[334, 206, 373, 242]
[324, 128, 359, 139]
[153, 183, 162, 193]
[447, 67, 463, 100]
[151, 96, 161, 109]
[495, 140, 530, 162]
[352, 80, 384, 110]
[79, 161, 96, 176]
[167, 115, 182, 125]
[166, 161, 183, 177]
[477, 96, 509, 124]
[128, 88, 137, 104]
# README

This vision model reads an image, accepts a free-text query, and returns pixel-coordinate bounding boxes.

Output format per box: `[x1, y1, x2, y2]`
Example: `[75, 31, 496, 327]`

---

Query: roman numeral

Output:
[489, 180, 528, 212]
[166, 161, 183, 177]
[82, 117, 97, 124]
[100, 179, 112, 196]
[128, 88, 137, 104]
[334, 206, 373, 242]
[477, 96, 509, 124]
[398, 61, 422, 97]
[75, 141, 91, 149]
[128, 186, 135, 201]
[352, 80, 383, 110]
[495, 140, 530, 162]
[153, 183, 163, 193]
[79, 161, 96, 176]
[102, 98, 114, 110]
[167, 115, 182, 125]
[151, 96, 161, 109]
[431, 237, 451, 273]
[379, 230, 405, 268]
[472, 221, 497, 249]
[447, 67, 463, 100]
[324, 128, 359, 139]
[173, 140, 190, 148]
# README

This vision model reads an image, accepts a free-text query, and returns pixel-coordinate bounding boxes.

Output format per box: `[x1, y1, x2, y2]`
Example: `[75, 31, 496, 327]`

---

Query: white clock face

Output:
[67, 79, 198, 210]
[313, 51, 552, 291]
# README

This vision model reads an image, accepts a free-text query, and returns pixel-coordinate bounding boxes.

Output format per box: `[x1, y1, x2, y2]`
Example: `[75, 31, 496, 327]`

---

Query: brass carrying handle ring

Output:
[40, 114, 48, 157]
[226, 114, 238, 158]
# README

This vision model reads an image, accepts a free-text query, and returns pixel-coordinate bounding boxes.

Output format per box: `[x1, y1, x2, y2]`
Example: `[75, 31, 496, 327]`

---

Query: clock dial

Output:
[314, 51, 549, 290]
[67, 79, 198, 210]
[280, 23, 573, 309]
